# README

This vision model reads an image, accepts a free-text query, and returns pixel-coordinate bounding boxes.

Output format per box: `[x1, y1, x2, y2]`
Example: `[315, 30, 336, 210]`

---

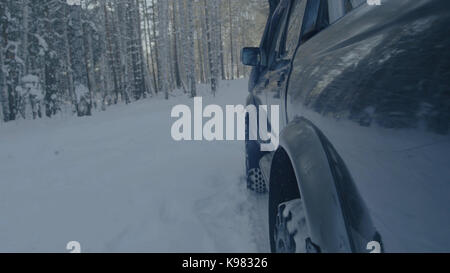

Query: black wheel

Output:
[245, 113, 266, 194]
[269, 149, 320, 253]
[274, 199, 308, 253]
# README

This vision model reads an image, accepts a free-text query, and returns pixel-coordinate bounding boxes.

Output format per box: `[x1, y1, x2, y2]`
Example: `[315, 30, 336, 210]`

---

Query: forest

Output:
[0, 0, 268, 123]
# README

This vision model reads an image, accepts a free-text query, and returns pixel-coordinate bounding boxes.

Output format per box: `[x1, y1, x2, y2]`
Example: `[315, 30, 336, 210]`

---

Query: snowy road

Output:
[0, 79, 270, 253]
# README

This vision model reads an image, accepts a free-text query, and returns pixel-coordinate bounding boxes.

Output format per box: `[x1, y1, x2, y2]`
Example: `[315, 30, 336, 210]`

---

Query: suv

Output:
[242, 0, 450, 253]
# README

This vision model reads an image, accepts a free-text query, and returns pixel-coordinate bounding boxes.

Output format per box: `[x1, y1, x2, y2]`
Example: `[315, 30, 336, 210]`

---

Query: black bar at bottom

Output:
[0, 253, 447, 272]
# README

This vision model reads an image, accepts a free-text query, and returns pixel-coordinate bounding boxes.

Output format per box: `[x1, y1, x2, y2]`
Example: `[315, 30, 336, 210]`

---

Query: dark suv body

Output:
[242, 0, 450, 253]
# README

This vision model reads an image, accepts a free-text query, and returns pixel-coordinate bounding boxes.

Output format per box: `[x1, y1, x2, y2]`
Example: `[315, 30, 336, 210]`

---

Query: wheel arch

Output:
[270, 117, 353, 252]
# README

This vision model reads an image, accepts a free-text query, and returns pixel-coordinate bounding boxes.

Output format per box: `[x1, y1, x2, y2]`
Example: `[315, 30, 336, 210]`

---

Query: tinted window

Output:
[260, 1, 285, 67]
[350, 0, 366, 8]
[328, 0, 364, 24]
[328, 0, 347, 24]
[300, 0, 329, 43]
[299, 0, 366, 45]
[283, 0, 307, 59]
[267, 0, 290, 65]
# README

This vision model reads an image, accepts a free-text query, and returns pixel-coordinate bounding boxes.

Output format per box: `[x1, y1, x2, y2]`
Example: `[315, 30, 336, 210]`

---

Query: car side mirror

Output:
[241, 47, 261, 67]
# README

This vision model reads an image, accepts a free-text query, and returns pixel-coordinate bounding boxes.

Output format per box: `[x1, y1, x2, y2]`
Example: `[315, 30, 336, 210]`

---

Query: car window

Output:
[328, 0, 347, 24]
[259, 14, 274, 67]
[300, 0, 329, 44]
[273, 12, 289, 60]
[283, 0, 307, 60]
[260, 1, 283, 67]
[299, 0, 365, 45]
[350, 0, 366, 8]
[328, 0, 364, 24]
[267, 0, 290, 66]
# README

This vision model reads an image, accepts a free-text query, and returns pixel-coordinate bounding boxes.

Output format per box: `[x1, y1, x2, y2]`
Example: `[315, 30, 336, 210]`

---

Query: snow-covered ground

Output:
[0, 79, 270, 253]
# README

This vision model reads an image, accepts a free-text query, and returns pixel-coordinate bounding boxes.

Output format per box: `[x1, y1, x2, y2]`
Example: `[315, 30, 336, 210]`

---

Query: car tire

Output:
[273, 199, 311, 253]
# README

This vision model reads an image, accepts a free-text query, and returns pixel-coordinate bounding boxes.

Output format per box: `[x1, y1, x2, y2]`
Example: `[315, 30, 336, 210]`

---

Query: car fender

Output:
[277, 117, 352, 252]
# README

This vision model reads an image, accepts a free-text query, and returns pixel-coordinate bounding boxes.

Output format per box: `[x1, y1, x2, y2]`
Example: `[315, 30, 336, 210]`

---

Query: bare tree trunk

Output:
[196, 15, 205, 84]
[0, 42, 8, 122]
[151, 0, 161, 93]
[157, 0, 170, 100]
[82, 21, 94, 115]
[200, 4, 210, 84]
[63, 4, 77, 114]
[228, 0, 234, 80]
[203, 0, 217, 96]
[21, 0, 29, 75]
[237, 14, 242, 79]
[136, 0, 149, 97]
[143, 0, 158, 93]
[103, 1, 120, 104]
[171, 1, 182, 89]
[114, 0, 129, 102]
[218, 1, 226, 81]
[186, 0, 197, 97]
[176, 0, 187, 93]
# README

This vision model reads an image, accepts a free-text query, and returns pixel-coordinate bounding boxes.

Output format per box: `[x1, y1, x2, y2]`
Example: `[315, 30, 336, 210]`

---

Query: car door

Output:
[253, 0, 308, 134]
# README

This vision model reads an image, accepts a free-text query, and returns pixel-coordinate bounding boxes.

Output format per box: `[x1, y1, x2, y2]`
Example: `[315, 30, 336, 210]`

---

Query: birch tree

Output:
[186, 0, 197, 97]
[203, 0, 220, 96]
[0, 29, 8, 122]
[156, 0, 170, 99]
[228, 0, 235, 80]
